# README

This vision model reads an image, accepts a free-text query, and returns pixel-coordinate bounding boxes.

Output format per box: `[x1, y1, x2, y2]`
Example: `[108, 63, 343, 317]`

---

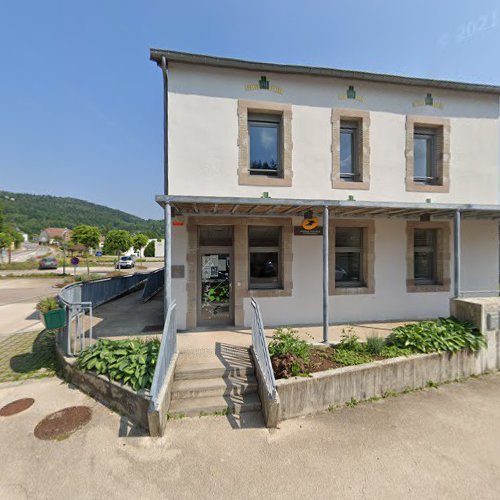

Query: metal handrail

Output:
[57, 273, 150, 356]
[150, 300, 177, 410]
[142, 267, 165, 302]
[250, 297, 277, 400]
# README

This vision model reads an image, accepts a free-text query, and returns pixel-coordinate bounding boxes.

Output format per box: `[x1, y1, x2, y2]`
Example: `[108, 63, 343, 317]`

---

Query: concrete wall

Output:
[168, 62, 499, 205]
[273, 297, 500, 423]
[171, 217, 498, 329]
[57, 348, 151, 432]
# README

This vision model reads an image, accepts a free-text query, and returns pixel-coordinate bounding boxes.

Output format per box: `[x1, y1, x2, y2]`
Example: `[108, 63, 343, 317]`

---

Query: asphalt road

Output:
[0, 278, 60, 338]
[0, 373, 499, 499]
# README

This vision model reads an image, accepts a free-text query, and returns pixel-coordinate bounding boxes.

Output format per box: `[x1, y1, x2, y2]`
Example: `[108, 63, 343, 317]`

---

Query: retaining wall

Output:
[272, 297, 500, 423]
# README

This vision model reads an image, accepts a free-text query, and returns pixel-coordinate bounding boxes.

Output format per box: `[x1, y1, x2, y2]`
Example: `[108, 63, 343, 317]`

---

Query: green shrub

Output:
[268, 327, 311, 362]
[144, 240, 155, 257]
[36, 296, 60, 314]
[365, 335, 386, 355]
[380, 345, 413, 358]
[387, 317, 486, 354]
[334, 349, 373, 366]
[77, 338, 160, 391]
[337, 333, 364, 352]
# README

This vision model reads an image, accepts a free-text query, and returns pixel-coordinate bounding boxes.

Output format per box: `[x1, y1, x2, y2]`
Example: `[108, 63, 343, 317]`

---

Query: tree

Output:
[132, 233, 149, 256]
[144, 240, 155, 257]
[71, 225, 101, 274]
[0, 232, 13, 263]
[103, 230, 133, 266]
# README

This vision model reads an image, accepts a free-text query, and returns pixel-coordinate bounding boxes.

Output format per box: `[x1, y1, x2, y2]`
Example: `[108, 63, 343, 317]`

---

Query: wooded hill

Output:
[0, 191, 163, 238]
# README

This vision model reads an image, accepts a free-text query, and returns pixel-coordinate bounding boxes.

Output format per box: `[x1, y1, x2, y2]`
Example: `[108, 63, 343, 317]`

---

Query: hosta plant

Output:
[77, 338, 160, 391]
[387, 317, 486, 354]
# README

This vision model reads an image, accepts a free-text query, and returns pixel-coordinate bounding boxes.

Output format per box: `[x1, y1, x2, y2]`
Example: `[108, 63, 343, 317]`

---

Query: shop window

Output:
[248, 226, 282, 289]
[335, 227, 364, 287]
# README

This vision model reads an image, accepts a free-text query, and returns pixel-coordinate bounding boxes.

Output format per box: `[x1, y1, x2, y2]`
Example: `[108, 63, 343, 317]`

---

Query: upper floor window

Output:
[331, 109, 370, 190]
[405, 116, 450, 193]
[248, 225, 282, 289]
[340, 120, 360, 181]
[237, 100, 293, 187]
[248, 113, 281, 177]
[414, 127, 437, 184]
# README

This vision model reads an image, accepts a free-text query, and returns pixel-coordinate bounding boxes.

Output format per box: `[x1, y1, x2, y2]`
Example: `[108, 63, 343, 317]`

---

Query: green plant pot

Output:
[42, 308, 67, 329]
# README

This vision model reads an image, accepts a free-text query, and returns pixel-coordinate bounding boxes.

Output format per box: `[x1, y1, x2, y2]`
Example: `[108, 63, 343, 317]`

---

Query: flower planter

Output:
[41, 308, 67, 329]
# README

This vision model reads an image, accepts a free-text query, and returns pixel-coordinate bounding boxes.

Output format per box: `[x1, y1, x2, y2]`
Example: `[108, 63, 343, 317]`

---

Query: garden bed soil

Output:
[272, 346, 388, 379]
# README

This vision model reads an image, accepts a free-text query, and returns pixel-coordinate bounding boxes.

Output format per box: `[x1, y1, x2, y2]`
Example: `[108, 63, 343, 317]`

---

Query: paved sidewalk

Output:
[0, 278, 60, 339]
[1, 373, 500, 499]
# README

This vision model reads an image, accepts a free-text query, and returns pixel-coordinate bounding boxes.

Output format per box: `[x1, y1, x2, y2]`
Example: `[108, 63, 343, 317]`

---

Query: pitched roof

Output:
[42, 228, 72, 239]
[150, 49, 500, 96]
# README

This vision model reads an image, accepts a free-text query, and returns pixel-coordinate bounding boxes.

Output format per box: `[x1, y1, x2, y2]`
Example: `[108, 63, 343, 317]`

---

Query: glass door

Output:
[199, 251, 232, 326]
[197, 224, 234, 327]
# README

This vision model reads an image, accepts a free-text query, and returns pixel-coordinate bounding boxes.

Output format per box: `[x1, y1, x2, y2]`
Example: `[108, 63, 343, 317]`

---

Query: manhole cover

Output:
[0, 398, 35, 417]
[34, 406, 92, 441]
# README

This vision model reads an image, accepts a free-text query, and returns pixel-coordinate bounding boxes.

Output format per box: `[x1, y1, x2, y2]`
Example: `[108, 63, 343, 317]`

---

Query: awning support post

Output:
[164, 202, 172, 316]
[323, 206, 329, 343]
[453, 209, 461, 298]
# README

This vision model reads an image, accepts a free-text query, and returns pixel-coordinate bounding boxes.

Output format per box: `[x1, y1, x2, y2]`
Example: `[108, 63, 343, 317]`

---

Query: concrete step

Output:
[174, 362, 255, 381]
[171, 375, 258, 400]
[168, 392, 262, 418]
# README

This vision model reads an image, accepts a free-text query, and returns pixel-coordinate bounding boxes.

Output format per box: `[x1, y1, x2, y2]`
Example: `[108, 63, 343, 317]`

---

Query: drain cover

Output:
[0, 398, 35, 417]
[34, 406, 92, 440]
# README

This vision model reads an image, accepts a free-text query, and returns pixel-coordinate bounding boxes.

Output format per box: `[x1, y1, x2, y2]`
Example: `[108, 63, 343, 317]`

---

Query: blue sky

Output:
[1, 0, 499, 219]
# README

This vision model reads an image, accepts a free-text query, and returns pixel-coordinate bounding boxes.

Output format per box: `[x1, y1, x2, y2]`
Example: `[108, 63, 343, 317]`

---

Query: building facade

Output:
[150, 50, 500, 332]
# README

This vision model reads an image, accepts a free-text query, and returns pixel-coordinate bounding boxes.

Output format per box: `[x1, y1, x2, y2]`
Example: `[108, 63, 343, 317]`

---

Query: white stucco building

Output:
[150, 49, 500, 334]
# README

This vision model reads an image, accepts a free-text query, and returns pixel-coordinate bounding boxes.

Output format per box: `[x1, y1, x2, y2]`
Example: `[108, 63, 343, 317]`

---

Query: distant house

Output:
[39, 228, 72, 245]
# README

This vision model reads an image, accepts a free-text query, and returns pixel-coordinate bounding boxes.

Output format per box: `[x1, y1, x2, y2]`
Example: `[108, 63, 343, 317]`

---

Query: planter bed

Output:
[55, 346, 151, 432]
[272, 329, 500, 423]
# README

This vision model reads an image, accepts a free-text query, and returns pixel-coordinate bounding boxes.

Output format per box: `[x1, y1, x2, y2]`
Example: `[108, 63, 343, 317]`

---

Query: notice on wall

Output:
[202, 255, 219, 280]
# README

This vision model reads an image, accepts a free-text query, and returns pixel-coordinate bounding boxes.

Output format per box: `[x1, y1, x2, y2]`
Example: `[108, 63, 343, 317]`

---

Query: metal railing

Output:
[142, 267, 164, 302]
[250, 297, 277, 401]
[58, 273, 150, 356]
[150, 300, 177, 410]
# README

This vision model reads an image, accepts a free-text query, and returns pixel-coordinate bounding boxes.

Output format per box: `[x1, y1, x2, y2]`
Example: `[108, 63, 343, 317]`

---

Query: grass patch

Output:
[0, 330, 57, 383]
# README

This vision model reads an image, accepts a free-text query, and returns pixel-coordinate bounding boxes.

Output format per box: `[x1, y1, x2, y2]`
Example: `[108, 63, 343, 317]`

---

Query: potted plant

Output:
[36, 296, 67, 329]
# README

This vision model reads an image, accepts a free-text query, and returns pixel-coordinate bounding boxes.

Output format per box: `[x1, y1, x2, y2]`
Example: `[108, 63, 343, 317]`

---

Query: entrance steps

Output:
[169, 344, 262, 418]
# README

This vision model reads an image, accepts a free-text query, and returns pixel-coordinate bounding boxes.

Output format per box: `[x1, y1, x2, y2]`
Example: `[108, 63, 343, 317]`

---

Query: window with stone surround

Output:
[331, 108, 370, 190]
[406, 116, 450, 193]
[248, 226, 282, 289]
[238, 100, 293, 187]
[406, 221, 450, 293]
[329, 219, 375, 295]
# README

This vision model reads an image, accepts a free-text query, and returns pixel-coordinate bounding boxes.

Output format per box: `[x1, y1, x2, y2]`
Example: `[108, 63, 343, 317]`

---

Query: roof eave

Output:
[149, 49, 500, 96]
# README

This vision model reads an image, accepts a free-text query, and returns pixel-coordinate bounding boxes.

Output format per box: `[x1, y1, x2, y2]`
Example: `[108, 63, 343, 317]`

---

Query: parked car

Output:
[39, 257, 58, 270]
[116, 255, 135, 269]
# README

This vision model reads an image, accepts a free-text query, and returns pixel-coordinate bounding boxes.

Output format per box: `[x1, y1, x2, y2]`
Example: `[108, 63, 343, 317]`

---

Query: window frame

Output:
[331, 108, 370, 190]
[413, 127, 437, 185]
[334, 226, 364, 288]
[329, 219, 375, 295]
[406, 221, 450, 293]
[248, 113, 282, 178]
[413, 228, 437, 285]
[339, 120, 360, 182]
[405, 116, 450, 193]
[238, 100, 293, 187]
[248, 225, 283, 290]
